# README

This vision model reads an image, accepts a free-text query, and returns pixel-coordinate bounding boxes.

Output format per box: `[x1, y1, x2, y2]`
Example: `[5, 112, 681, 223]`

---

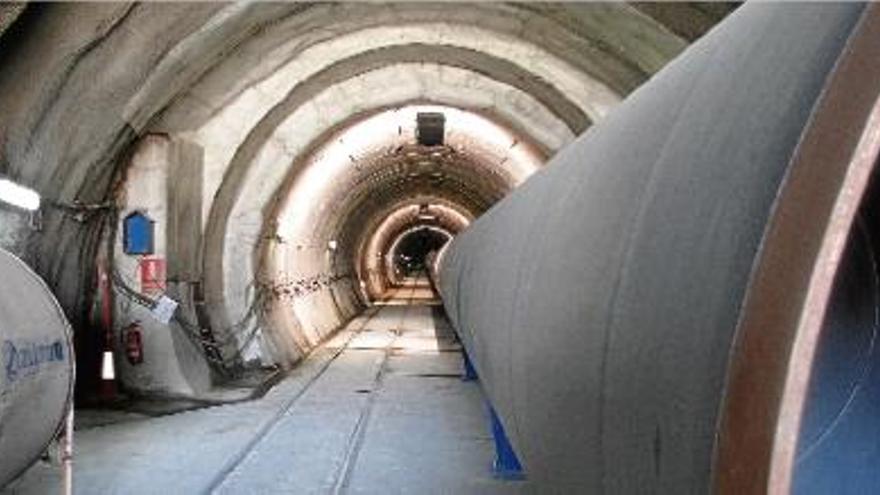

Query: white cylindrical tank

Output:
[0, 249, 75, 487]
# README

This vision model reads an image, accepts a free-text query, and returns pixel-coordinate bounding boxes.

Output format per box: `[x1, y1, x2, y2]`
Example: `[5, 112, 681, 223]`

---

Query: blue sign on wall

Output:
[123, 211, 155, 255]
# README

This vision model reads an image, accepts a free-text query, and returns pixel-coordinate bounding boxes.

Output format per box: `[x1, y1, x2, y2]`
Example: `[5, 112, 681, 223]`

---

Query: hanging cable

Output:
[110, 266, 270, 369]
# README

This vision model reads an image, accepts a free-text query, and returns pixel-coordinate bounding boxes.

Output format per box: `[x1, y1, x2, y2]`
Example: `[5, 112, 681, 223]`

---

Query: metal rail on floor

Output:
[206, 282, 423, 494]
[330, 281, 420, 495]
[205, 305, 384, 493]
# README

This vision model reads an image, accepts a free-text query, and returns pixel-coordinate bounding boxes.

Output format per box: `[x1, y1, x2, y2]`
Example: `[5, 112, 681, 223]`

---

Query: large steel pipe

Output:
[0, 249, 75, 487]
[792, 211, 880, 494]
[440, 4, 880, 493]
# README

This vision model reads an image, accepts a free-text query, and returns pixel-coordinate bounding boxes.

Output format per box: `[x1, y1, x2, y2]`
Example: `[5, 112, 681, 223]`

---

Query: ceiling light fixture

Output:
[0, 178, 40, 211]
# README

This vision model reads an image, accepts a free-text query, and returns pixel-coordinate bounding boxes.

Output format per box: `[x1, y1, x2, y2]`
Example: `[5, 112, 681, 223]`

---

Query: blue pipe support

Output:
[488, 405, 526, 480]
[462, 351, 478, 381]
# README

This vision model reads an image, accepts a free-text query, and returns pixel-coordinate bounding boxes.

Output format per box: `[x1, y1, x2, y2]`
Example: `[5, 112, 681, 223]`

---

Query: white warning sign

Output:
[151, 295, 179, 325]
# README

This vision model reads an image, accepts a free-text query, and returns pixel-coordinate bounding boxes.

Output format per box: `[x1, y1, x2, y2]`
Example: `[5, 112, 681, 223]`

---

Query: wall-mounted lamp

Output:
[327, 240, 338, 251]
[417, 203, 436, 222]
[0, 178, 40, 211]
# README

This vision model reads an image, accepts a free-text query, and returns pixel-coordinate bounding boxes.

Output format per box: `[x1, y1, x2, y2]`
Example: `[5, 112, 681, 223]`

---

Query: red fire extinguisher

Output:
[123, 322, 144, 365]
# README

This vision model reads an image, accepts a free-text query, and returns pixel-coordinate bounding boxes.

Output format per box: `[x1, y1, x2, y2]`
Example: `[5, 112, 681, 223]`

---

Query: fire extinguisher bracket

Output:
[123, 322, 145, 365]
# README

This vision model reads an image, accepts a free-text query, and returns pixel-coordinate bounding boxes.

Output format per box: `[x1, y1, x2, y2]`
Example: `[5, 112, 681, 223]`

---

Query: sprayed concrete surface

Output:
[4, 285, 524, 494]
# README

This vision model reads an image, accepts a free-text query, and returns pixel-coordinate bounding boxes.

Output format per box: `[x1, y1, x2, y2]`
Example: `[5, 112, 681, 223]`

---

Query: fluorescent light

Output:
[101, 351, 115, 380]
[0, 178, 40, 211]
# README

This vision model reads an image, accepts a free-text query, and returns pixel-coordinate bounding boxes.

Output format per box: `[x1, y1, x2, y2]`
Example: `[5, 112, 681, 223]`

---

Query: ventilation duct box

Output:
[417, 112, 445, 146]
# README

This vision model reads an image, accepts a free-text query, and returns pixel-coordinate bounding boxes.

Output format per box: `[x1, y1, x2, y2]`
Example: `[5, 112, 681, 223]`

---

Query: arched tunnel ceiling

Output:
[0, 4, 25, 36]
[271, 104, 536, 249]
[262, 105, 533, 299]
[148, 2, 692, 133]
[174, 43, 595, 135]
[315, 137, 519, 241]
[0, 2, 737, 355]
[14, 5, 880, 495]
[0, 1, 736, 208]
[212, 103, 541, 344]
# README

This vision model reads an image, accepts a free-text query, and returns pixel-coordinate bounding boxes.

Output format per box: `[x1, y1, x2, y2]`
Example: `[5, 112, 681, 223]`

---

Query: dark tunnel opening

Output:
[794, 160, 880, 493]
[392, 227, 450, 278]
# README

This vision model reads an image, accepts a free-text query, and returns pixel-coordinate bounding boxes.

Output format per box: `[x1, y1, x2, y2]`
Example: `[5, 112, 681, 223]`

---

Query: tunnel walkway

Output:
[6, 284, 522, 494]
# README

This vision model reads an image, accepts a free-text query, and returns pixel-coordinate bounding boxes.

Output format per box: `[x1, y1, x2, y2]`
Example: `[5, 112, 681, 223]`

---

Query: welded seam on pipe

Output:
[593, 44, 718, 489]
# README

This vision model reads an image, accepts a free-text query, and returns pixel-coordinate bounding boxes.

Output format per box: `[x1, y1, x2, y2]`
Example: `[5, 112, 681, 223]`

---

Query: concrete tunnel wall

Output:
[0, 3, 735, 398]
[17, 3, 877, 492]
[251, 105, 543, 368]
[439, 3, 875, 493]
[359, 200, 471, 300]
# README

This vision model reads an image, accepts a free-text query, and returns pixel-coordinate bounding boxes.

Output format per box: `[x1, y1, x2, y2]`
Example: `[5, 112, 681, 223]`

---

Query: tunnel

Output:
[390, 226, 450, 277]
[1, 2, 879, 494]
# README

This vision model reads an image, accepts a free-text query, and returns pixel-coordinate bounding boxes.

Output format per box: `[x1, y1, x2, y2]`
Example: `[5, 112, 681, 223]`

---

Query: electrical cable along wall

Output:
[439, 3, 880, 493]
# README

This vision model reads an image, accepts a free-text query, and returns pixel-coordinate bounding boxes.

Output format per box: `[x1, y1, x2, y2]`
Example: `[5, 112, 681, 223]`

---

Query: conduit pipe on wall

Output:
[439, 4, 880, 493]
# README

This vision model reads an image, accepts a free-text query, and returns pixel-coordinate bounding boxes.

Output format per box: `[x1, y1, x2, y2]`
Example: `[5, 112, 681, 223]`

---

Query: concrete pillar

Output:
[113, 134, 212, 397]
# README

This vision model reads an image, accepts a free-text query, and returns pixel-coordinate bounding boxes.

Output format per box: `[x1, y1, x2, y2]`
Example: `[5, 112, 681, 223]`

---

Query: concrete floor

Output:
[4, 286, 524, 494]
